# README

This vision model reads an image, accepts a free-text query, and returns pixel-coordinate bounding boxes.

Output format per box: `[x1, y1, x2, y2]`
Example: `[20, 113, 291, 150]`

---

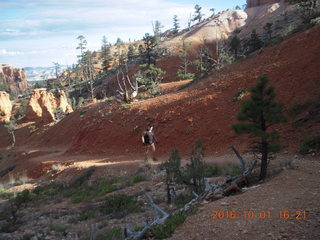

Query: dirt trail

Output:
[169, 155, 320, 240]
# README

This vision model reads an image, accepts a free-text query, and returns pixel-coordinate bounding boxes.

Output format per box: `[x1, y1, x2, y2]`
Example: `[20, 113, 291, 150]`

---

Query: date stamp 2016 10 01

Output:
[211, 210, 307, 220]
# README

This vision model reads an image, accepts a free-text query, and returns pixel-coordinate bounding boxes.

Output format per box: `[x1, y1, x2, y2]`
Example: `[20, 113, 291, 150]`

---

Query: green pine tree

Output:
[232, 75, 287, 180]
[163, 149, 181, 203]
[247, 30, 262, 54]
[263, 22, 273, 41]
[127, 44, 135, 61]
[173, 15, 180, 34]
[182, 140, 206, 194]
[230, 35, 241, 58]
[101, 36, 112, 71]
[193, 4, 204, 23]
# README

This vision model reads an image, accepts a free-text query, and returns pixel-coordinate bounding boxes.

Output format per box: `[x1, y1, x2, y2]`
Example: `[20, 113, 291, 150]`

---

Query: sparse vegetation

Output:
[299, 135, 320, 154]
[50, 223, 68, 233]
[100, 194, 139, 217]
[98, 227, 123, 240]
[286, 101, 313, 116]
[204, 162, 241, 177]
[124, 174, 146, 186]
[121, 103, 132, 108]
[151, 213, 187, 239]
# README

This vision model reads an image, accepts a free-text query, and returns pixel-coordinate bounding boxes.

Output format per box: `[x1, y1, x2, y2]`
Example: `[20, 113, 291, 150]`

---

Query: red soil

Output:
[0, 25, 319, 178]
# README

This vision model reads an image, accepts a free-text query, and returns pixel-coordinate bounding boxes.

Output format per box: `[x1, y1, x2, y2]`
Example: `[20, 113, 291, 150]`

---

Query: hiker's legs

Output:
[144, 145, 150, 161]
[150, 143, 156, 160]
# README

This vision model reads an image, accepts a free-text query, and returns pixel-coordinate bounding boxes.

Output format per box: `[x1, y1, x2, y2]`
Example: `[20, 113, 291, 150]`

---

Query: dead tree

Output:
[116, 67, 138, 103]
[124, 146, 258, 239]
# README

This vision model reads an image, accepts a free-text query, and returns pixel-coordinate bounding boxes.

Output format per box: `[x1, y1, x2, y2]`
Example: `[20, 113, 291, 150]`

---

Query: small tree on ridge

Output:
[232, 75, 287, 180]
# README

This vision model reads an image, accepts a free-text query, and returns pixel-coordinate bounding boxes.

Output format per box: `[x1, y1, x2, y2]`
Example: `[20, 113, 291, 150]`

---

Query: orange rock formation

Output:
[0, 91, 12, 122]
[0, 64, 28, 93]
[25, 89, 73, 123]
[57, 90, 73, 113]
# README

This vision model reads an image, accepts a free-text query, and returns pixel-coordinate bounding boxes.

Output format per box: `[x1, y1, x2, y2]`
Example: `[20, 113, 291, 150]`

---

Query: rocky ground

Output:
[0, 152, 319, 240]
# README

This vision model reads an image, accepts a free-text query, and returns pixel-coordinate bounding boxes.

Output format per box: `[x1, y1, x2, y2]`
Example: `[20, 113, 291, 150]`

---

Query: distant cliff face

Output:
[247, 0, 282, 8]
[0, 64, 28, 93]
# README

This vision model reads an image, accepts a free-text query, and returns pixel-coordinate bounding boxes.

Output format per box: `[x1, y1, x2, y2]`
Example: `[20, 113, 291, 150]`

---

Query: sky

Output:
[0, 0, 246, 68]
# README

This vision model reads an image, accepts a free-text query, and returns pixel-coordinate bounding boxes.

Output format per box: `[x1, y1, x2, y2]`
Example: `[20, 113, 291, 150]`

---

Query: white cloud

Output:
[0, 0, 216, 67]
[0, 48, 39, 56]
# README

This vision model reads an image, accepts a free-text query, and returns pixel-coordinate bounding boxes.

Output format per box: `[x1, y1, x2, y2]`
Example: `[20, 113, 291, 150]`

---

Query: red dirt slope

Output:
[2, 25, 320, 160]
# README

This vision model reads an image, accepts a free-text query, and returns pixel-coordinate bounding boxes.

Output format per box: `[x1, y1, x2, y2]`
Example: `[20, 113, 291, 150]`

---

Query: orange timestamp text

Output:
[211, 210, 307, 220]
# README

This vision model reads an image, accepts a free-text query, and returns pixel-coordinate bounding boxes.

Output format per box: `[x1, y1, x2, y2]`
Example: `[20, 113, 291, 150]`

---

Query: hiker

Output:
[142, 124, 158, 161]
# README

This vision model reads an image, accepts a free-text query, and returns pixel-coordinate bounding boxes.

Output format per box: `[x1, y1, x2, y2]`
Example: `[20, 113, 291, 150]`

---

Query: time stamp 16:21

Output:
[211, 210, 307, 220]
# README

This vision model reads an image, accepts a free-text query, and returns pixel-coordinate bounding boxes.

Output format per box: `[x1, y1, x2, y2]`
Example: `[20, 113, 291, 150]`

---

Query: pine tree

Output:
[127, 44, 135, 61]
[247, 30, 262, 53]
[232, 75, 287, 180]
[142, 33, 157, 66]
[173, 15, 180, 34]
[163, 149, 181, 204]
[76, 35, 87, 61]
[183, 140, 206, 194]
[177, 40, 194, 80]
[263, 22, 273, 41]
[193, 4, 204, 23]
[101, 36, 112, 71]
[230, 35, 241, 58]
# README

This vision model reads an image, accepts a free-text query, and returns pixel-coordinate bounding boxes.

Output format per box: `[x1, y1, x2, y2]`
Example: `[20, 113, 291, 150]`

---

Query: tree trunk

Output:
[166, 181, 171, 204]
[259, 141, 268, 180]
[11, 132, 15, 148]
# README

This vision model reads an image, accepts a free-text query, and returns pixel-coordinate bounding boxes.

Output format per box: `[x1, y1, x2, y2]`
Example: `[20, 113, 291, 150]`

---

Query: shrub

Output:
[135, 64, 165, 96]
[80, 109, 88, 116]
[78, 210, 94, 221]
[70, 189, 92, 203]
[299, 135, 320, 154]
[14, 99, 28, 120]
[265, 36, 285, 47]
[204, 163, 241, 177]
[34, 180, 65, 197]
[50, 223, 68, 233]
[286, 101, 312, 117]
[72, 167, 96, 187]
[174, 192, 194, 208]
[151, 213, 187, 239]
[182, 140, 206, 194]
[100, 194, 138, 217]
[125, 174, 146, 186]
[98, 184, 117, 195]
[97, 227, 123, 240]
[121, 103, 132, 108]
[176, 70, 195, 80]
[0, 222, 18, 233]
[28, 125, 37, 133]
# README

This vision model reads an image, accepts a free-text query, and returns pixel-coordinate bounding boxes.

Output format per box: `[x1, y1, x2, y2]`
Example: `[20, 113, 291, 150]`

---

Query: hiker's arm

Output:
[142, 131, 146, 144]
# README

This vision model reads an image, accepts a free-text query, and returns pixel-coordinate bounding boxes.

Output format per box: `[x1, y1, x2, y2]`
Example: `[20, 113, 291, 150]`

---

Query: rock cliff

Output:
[57, 90, 73, 114]
[247, 0, 283, 8]
[25, 89, 73, 123]
[0, 64, 28, 93]
[0, 91, 12, 122]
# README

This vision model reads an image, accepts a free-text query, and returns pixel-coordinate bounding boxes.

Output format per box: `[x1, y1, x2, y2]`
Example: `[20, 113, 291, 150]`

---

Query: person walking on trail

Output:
[142, 124, 158, 162]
